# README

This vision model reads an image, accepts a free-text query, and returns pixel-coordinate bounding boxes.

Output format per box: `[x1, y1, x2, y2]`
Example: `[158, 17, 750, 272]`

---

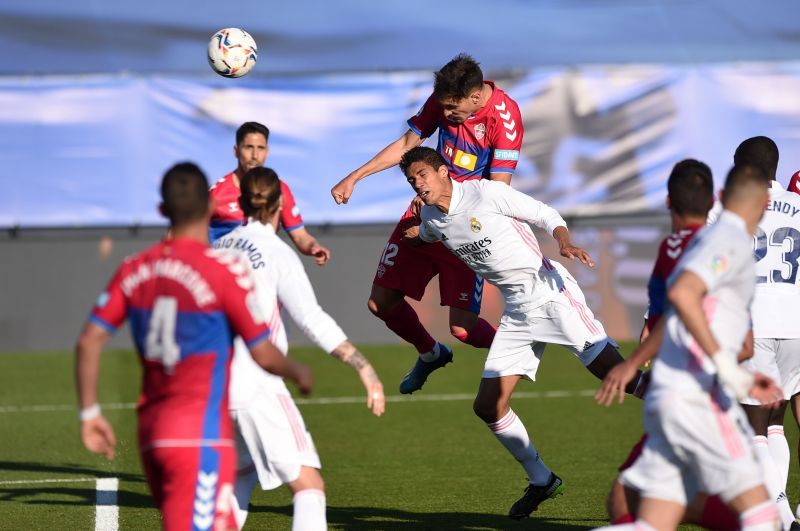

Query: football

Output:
[207, 28, 258, 78]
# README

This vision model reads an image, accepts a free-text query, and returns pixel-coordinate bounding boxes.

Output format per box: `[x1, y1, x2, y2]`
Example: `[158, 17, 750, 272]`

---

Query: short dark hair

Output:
[160, 162, 210, 225]
[733, 136, 778, 181]
[399, 146, 448, 176]
[667, 159, 714, 217]
[239, 167, 282, 218]
[236, 121, 270, 146]
[721, 164, 768, 204]
[433, 54, 484, 101]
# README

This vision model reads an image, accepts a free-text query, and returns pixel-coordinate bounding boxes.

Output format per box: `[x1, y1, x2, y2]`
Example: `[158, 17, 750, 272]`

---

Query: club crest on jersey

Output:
[376, 263, 386, 278]
[473, 123, 486, 140]
[469, 217, 482, 233]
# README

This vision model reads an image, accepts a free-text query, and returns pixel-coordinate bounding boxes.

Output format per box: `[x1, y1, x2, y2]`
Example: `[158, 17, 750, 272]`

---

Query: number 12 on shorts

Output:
[145, 296, 181, 374]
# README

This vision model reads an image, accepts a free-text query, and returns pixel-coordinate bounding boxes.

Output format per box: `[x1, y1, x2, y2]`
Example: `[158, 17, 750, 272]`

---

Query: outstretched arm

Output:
[287, 226, 331, 266]
[75, 322, 117, 459]
[330, 341, 385, 416]
[331, 129, 423, 204]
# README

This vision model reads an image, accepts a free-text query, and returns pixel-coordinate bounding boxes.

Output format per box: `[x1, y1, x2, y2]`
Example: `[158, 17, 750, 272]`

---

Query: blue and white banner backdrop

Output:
[2, 64, 800, 228]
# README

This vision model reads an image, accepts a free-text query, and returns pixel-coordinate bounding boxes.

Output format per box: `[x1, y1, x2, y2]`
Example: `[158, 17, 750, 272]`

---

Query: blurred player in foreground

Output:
[332, 54, 523, 393]
[596, 164, 783, 531]
[733, 136, 800, 528]
[599, 159, 740, 528]
[215, 167, 386, 531]
[400, 146, 644, 519]
[75, 162, 312, 531]
[210, 121, 330, 265]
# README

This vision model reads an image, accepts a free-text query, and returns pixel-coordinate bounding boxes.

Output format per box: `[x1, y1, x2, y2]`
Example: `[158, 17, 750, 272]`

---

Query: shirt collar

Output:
[447, 179, 462, 215]
[245, 217, 276, 235]
[718, 209, 747, 232]
[770, 179, 784, 191]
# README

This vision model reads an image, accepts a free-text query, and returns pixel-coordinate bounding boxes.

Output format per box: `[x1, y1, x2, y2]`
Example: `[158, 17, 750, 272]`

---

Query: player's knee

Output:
[450, 326, 468, 343]
[291, 467, 325, 493]
[367, 297, 383, 318]
[472, 396, 502, 423]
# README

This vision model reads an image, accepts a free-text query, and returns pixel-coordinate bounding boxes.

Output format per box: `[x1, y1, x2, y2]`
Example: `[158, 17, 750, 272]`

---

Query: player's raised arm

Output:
[75, 322, 117, 459]
[331, 129, 423, 204]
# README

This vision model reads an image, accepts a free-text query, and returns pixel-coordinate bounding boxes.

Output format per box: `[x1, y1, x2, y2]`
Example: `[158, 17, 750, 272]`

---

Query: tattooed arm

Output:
[331, 340, 385, 416]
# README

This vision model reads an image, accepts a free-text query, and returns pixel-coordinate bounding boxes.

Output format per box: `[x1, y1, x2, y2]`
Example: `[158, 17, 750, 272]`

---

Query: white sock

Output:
[767, 425, 790, 492]
[486, 409, 551, 485]
[419, 342, 441, 362]
[292, 488, 326, 531]
[753, 436, 795, 529]
[739, 500, 780, 531]
[232, 465, 259, 529]
[593, 520, 656, 531]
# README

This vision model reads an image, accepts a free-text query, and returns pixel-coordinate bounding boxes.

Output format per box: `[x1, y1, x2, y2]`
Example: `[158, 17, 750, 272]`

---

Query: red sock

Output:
[382, 301, 436, 353]
[452, 317, 496, 349]
[612, 514, 635, 524]
[700, 495, 739, 530]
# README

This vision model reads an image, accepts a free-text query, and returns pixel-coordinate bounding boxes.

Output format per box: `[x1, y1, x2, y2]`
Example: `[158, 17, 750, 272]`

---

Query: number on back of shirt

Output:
[145, 296, 181, 373]
[754, 226, 800, 284]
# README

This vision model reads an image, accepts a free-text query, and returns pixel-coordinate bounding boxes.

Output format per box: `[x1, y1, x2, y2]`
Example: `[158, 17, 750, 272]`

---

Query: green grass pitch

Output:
[1, 343, 797, 530]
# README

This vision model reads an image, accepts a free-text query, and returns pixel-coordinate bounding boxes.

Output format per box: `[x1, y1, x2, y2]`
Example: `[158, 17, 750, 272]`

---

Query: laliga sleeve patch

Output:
[709, 254, 729, 275]
[95, 291, 110, 309]
[494, 149, 519, 161]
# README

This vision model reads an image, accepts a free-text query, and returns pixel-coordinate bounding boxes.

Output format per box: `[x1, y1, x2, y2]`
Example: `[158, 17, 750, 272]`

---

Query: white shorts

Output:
[483, 280, 609, 380]
[231, 390, 320, 491]
[621, 387, 762, 505]
[741, 338, 800, 404]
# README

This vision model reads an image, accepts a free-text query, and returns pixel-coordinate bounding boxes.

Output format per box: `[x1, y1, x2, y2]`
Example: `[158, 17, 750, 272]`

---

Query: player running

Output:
[597, 164, 783, 531]
[599, 159, 740, 528]
[75, 162, 312, 531]
[399, 146, 644, 519]
[331, 54, 522, 393]
[214, 167, 386, 531]
[210, 121, 331, 265]
[733, 136, 800, 528]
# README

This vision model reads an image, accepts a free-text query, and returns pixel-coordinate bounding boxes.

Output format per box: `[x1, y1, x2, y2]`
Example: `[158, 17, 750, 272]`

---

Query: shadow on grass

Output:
[250, 504, 602, 530]
[0, 460, 144, 483]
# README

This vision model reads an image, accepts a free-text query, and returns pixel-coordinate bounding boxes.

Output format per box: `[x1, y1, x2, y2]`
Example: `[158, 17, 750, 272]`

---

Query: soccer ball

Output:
[207, 28, 258, 78]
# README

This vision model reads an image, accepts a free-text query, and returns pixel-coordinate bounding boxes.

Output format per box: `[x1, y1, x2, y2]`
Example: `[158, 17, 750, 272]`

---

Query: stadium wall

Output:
[0, 214, 668, 353]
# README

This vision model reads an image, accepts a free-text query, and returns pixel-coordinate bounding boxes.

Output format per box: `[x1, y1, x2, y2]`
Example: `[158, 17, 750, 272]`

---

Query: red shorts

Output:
[618, 433, 648, 472]
[141, 443, 237, 531]
[373, 203, 483, 312]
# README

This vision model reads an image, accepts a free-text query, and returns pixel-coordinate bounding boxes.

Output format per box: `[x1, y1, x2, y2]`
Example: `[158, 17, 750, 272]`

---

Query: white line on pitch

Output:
[95, 477, 119, 531]
[0, 477, 98, 486]
[0, 389, 597, 413]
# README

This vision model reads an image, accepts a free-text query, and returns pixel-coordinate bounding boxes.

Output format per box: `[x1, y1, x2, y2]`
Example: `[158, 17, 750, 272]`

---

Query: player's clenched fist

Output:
[81, 415, 117, 460]
[331, 175, 356, 205]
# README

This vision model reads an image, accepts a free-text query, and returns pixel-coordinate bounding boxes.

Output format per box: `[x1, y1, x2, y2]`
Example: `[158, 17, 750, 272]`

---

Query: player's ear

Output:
[233, 144, 239, 158]
[438, 164, 449, 179]
[208, 197, 217, 218]
[665, 195, 671, 209]
[158, 202, 168, 219]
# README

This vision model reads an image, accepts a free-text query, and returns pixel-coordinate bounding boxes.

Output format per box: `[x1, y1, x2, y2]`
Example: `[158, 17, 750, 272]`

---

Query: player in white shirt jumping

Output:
[598, 164, 784, 531]
[215, 167, 386, 531]
[399, 146, 645, 520]
[732, 136, 800, 528]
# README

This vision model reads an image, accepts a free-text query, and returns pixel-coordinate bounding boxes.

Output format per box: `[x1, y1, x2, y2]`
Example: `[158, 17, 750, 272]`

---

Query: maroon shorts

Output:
[140, 443, 237, 531]
[373, 202, 483, 312]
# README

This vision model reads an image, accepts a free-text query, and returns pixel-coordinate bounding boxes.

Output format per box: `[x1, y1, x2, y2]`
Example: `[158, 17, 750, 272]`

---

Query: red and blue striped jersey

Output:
[89, 237, 270, 447]
[408, 81, 523, 181]
[209, 172, 304, 243]
[646, 225, 702, 331]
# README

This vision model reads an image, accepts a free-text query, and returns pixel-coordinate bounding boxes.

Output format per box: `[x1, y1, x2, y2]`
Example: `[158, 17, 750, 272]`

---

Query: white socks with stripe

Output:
[486, 409, 551, 485]
[753, 435, 794, 529]
[292, 488, 326, 531]
[740, 500, 780, 531]
[767, 425, 790, 491]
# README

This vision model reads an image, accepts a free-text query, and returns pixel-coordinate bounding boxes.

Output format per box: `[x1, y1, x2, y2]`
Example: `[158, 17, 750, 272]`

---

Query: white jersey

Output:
[650, 210, 756, 395]
[751, 181, 800, 338]
[216, 220, 347, 409]
[418, 179, 567, 310]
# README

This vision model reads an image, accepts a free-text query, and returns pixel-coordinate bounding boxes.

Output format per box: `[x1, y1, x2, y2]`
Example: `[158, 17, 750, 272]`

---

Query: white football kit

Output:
[742, 180, 800, 403]
[418, 179, 611, 380]
[216, 221, 347, 490]
[621, 210, 763, 505]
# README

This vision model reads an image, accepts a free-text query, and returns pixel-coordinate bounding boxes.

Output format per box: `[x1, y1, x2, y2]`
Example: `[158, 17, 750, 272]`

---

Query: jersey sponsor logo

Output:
[473, 122, 486, 140]
[709, 254, 729, 275]
[453, 149, 477, 171]
[453, 237, 492, 259]
[469, 217, 482, 233]
[494, 100, 518, 142]
[494, 149, 519, 161]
